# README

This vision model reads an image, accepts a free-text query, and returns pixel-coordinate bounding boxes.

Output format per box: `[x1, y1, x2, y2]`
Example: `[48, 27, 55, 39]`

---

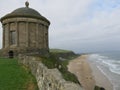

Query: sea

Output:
[88, 51, 120, 90]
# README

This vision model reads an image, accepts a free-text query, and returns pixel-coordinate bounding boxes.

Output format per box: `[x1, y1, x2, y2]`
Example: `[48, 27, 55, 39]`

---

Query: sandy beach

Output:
[68, 55, 113, 90]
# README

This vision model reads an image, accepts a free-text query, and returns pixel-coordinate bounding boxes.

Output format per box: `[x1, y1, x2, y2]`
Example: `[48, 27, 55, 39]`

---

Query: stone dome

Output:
[1, 3, 50, 24]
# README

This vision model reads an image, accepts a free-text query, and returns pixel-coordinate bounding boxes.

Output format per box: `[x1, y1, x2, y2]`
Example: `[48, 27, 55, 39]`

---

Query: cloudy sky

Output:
[0, 0, 120, 53]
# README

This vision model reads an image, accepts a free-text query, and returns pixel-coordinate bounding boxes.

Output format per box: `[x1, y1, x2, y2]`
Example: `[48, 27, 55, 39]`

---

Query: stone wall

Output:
[18, 54, 83, 90]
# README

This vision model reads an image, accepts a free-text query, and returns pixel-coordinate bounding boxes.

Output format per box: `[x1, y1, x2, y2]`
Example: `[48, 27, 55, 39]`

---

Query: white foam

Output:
[89, 54, 120, 75]
[110, 67, 120, 75]
[102, 60, 120, 75]
[88, 54, 120, 90]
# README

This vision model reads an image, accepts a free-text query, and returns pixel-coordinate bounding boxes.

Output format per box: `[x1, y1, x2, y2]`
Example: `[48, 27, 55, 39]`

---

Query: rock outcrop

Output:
[18, 54, 83, 90]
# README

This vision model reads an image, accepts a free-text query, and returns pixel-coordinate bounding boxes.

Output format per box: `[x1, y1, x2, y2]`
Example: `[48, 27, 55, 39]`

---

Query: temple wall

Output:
[1, 17, 50, 55]
[18, 22, 26, 47]
[29, 22, 36, 48]
[38, 24, 44, 49]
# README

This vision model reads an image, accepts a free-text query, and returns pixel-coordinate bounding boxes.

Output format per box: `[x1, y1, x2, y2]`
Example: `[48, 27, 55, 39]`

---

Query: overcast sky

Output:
[0, 0, 120, 53]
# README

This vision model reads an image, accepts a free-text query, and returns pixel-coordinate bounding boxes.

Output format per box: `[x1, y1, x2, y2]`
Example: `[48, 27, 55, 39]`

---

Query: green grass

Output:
[0, 58, 38, 90]
[50, 49, 72, 53]
[50, 48, 78, 60]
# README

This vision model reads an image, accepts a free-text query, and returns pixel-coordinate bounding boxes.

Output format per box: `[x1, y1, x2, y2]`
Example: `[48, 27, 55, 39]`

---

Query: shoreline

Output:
[68, 55, 113, 90]
[87, 55, 113, 90]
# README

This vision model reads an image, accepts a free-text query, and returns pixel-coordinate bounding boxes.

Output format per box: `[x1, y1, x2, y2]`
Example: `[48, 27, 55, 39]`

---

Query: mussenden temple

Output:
[0, 1, 50, 57]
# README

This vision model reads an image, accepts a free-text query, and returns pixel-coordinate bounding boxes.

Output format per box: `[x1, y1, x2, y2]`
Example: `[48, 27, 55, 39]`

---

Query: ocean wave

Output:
[89, 54, 108, 60]
[102, 60, 120, 75]
[110, 67, 120, 75]
[89, 53, 120, 90]
[89, 54, 120, 75]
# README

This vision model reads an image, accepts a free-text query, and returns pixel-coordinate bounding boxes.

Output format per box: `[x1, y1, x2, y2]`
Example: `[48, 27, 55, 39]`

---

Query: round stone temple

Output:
[0, 1, 50, 56]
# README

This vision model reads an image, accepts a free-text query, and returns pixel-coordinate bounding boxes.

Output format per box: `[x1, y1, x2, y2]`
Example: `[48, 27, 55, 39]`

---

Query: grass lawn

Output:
[0, 58, 38, 90]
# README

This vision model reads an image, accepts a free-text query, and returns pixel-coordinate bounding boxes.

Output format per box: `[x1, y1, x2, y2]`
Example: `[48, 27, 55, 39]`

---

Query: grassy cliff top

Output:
[0, 58, 38, 90]
[50, 49, 73, 53]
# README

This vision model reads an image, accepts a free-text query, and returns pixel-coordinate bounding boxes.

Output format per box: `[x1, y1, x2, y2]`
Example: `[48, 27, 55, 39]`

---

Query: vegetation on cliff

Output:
[40, 49, 80, 85]
[50, 49, 72, 53]
[0, 58, 38, 90]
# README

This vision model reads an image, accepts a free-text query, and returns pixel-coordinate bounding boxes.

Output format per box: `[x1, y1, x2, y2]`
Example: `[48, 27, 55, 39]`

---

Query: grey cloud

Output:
[0, 0, 120, 53]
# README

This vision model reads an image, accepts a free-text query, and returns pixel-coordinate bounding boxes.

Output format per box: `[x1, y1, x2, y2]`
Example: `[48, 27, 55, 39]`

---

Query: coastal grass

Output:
[50, 48, 79, 60]
[0, 57, 38, 90]
[50, 49, 72, 53]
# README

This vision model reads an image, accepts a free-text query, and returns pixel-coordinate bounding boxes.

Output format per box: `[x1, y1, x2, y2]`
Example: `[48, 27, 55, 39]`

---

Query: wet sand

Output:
[67, 55, 113, 90]
[87, 57, 113, 90]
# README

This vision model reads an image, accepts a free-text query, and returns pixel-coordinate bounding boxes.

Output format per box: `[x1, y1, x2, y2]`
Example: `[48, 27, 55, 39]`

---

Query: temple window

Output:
[10, 31, 16, 45]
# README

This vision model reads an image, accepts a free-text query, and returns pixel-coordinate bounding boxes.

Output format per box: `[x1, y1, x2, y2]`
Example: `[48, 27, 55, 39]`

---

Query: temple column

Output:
[46, 26, 49, 49]
[8, 23, 10, 47]
[43, 25, 46, 48]
[36, 23, 39, 48]
[26, 22, 29, 47]
[2, 24, 5, 48]
[16, 22, 19, 46]
[44, 25, 48, 49]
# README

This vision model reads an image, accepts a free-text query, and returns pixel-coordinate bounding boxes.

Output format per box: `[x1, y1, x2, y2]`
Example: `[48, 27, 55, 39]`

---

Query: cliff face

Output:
[18, 54, 83, 90]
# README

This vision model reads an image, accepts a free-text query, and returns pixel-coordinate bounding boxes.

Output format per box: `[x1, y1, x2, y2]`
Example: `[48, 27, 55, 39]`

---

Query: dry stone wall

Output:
[18, 54, 83, 90]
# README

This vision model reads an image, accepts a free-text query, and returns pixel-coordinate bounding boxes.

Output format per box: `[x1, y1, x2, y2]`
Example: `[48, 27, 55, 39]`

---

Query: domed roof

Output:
[1, 2, 50, 24]
[10, 7, 41, 17]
